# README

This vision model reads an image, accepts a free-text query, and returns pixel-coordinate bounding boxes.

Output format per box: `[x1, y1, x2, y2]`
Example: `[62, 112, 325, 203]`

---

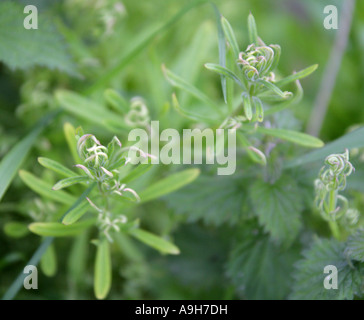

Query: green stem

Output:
[328, 189, 341, 240]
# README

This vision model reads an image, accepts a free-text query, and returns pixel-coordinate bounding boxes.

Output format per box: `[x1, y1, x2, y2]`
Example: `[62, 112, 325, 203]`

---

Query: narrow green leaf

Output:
[104, 89, 129, 114]
[162, 65, 222, 115]
[56, 90, 129, 130]
[3, 222, 29, 238]
[285, 127, 364, 169]
[85, 0, 210, 94]
[264, 80, 303, 116]
[139, 168, 200, 203]
[128, 228, 180, 255]
[205, 63, 244, 88]
[94, 238, 111, 300]
[19, 170, 76, 205]
[242, 93, 253, 121]
[256, 127, 324, 148]
[40, 244, 57, 277]
[52, 176, 90, 191]
[0, 110, 59, 203]
[63, 122, 80, 163]
[248, 13, 259, 45]
[221, 16, 240, 58]
[275, 64, 318, 87]
[237, 132, 266, 166]
[171, 93, 216, 122]
[29, 219, 95, 237]
[68, 231, 89, 285]
[121, 163, 153, 184]
[38, 157, 78, 178]
[62, 200, 89, 225]
[258, 79, 289, 98]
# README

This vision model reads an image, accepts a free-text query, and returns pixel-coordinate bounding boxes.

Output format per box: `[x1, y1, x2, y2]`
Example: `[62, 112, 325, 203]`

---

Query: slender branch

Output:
[306, 0, 356, 137]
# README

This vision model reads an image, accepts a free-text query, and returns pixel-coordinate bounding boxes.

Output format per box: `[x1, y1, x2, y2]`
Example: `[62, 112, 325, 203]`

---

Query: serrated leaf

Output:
[128, 228, 180, 255]
[19, 170, 76, 205]
[38, 157, 78, 178]
[62, 200, 89, 225]
[3, 222, 29, 238]
[227, 230, 300, 299]
[291, 238, 363, 300]
[52, 176, 90, 190]
[165, 175, 244, 226]
[29, 219, 95, 237]
[250, 176, 303, 244]
[0, 2, 79, 76]
[346, 229, 364, 262]
[139, 168, 200, 203]
[40, 243, 57, 277]
[94, 238, 111, 300]
[256, 127, 324, 148]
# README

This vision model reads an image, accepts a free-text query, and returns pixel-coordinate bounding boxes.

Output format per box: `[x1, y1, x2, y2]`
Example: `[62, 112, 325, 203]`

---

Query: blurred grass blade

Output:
[0, 110, 60, 203]
[3, 222, 29, 238]
[285, 126, 364, 168]
[40, 243, 57, 277]
[63, 122, 80, 163]
[163, 65, 222, 115]
[171, 93, 217, 122]
[38, 157, 78, 178]
[248, 13, 259, 45]
[68, 231, 89, 285]
[257, 127, 324, 148]
[128, 228, 180, 255]
[205, 63, 244, 88]
[139, 168, 200, 203]
[85, 0, 210, 94]
[104, 89, 129, 114]
[52, 176, 90, 191]
[19, 170, 76, 205]
[2, 185, 94, 300]
[214, 6, 227, 103]
[121, 163, 153, 184]
[56, 90, 129, 130]
[62, 200, 89, 225]
[221, 16, 240, 58]
[29, 219, 95, 237]
[275, 64, 318, 87]
[94, 238, 111, 300]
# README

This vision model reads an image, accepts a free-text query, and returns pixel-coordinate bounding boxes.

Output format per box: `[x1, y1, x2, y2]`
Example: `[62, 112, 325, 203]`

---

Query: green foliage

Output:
[227, 228, 300, 300]
[291, 238, 363, 300]
[0, 2, 78, 76]
[346, 229, 364, 262]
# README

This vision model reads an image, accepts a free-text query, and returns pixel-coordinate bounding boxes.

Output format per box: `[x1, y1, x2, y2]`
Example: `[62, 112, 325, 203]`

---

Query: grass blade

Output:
[19, 170, 76, 205]
[0, 110, 60, 203]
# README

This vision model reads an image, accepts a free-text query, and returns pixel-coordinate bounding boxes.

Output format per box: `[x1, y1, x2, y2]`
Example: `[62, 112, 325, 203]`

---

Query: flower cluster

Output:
[314, 149, 356, 222]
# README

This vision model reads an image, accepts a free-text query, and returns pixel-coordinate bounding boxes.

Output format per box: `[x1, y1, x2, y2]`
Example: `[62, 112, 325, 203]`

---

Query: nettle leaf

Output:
[249, 176, 303, 244]
[227, 230, 300, 300]
[291, 238, 363, 300]
[346, 229, 364, 262]
[165, 175, 244, 226]
[0, 2, 79, 76]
